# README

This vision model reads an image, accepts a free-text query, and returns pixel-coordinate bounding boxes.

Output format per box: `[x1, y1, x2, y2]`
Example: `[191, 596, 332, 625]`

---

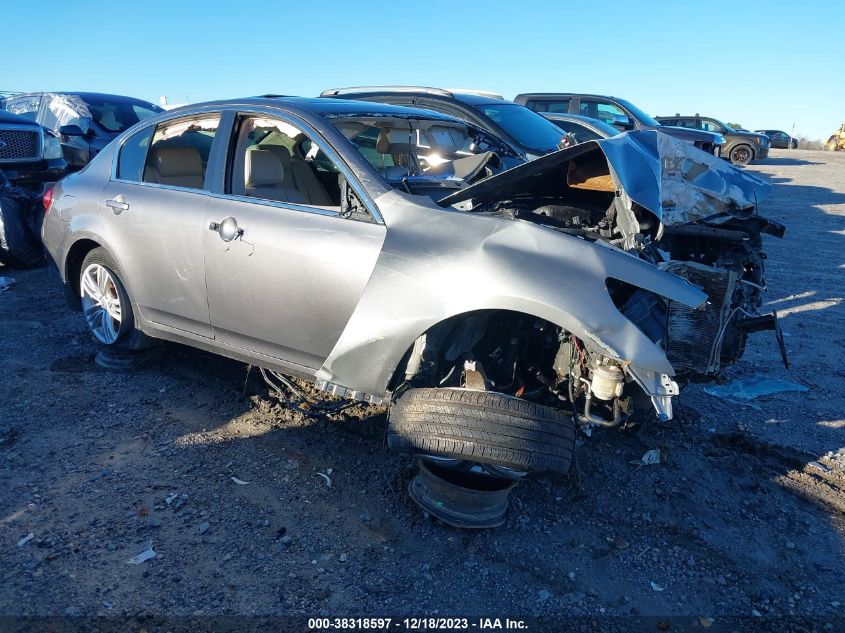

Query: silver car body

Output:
[42, 98, 705, 418]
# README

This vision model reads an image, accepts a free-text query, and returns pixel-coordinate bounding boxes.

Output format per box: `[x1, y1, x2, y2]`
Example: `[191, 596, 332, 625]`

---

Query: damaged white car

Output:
[41, 97, 779, 494]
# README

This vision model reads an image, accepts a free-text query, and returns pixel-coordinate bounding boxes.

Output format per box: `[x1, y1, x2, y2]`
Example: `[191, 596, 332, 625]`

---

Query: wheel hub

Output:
[80, 263, 123, 344]
[408, 460, 518, 529]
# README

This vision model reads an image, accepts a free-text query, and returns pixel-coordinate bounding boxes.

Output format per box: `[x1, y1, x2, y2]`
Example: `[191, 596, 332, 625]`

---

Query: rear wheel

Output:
[790, 139, 798, 149]
[79, 248, 151, 350]
[388, 388, 577, 474]
[729, 144, 754, 165]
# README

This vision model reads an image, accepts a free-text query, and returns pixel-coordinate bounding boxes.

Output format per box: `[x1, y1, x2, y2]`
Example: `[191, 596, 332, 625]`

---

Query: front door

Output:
[100, 113, 223, 337]
[203, 113, 386, 370]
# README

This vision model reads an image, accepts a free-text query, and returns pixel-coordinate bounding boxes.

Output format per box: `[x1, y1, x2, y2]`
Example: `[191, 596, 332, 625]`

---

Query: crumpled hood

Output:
[438, 130, 772, 226]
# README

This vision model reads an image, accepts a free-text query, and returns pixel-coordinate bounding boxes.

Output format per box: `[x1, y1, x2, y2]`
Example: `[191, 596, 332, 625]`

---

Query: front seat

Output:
[259, 144, 332, 206]
[375, 127, 412, 179]
[145, 146, 205, 189]
[244, 149, 306, 204]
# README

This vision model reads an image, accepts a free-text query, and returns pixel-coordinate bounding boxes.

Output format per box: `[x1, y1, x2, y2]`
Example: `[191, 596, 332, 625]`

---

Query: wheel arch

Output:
[731, 143, 755, 161]
[64, 238, 103, 308]
[383, 308, 563, 393]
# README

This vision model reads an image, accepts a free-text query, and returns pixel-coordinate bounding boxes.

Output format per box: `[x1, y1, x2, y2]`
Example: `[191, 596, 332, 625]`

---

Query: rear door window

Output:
[117, 126, 155, 181]
[142, 115, 221, 190]
[525, 99, 571, 113]
[578, 99, 626, 125]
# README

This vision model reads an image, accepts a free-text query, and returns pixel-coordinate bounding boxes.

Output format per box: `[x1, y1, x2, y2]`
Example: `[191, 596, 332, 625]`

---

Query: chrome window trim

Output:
[227, 107, 384, 225]
[0, 124, 44, 163]
[109, 177, 214, 196]
[207, 192, 347, 220]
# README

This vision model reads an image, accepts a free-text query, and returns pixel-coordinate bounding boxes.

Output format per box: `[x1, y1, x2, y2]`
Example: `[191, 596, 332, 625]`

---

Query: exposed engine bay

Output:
[423, 131, 786, 422]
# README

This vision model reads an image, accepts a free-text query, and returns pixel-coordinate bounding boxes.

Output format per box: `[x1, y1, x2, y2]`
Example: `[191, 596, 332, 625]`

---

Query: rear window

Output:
[117, 126, 154, 181]
[85, 97, 162, 134]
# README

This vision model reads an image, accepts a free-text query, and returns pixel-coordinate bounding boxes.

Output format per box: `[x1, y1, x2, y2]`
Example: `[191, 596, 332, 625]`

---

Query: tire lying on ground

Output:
[387, 388, 577, 474]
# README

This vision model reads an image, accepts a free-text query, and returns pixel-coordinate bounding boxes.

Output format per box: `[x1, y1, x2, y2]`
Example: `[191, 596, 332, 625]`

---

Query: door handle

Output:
[209, 216, 243, 242]
[105, 196, 129, 214]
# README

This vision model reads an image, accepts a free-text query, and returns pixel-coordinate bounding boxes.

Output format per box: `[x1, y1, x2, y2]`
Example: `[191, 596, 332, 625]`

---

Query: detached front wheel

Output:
[388, 388, 577, 474]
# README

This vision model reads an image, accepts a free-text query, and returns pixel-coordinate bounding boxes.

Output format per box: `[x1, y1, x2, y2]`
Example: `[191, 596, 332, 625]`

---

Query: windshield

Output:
[83, 97, 162, 134]
[616, 98, 662, 128]
[332, 116, 508, 178]
[708, 118, 735, 132]
[477, 103, 565, 154]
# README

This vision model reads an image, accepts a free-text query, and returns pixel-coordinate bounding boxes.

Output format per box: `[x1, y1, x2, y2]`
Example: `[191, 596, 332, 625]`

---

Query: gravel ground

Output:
[1, 149, 844, 623]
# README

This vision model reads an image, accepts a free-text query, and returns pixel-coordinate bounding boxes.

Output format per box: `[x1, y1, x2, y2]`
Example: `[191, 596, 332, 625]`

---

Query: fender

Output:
[316, 191, 706, 397]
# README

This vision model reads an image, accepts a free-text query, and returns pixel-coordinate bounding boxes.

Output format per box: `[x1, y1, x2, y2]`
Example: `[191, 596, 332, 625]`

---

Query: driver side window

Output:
[229, 116, 340, 209]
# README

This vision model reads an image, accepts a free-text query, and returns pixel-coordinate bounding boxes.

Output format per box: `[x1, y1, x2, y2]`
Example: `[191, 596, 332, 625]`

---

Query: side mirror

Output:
[58, 124, 86, 137]
[611, 114, 633, 130]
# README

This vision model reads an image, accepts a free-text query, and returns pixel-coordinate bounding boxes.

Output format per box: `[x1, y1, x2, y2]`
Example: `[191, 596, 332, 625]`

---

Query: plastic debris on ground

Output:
[0, 277, 15, 292]
[126, 541, 156, 565]
[316, 468, 333, 487]
[17, 532, 34, 547]
[650, 581, 665, 592]
[631, 448, 665, 466]
[230, 476, 250, 485]
[704, 375, 809, 408]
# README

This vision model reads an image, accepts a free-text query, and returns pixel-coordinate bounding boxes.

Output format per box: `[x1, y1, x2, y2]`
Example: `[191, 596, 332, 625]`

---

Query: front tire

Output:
[387, 388, 577, 474]
[729, 144, 754, 165]
[79, 248, 151, 350]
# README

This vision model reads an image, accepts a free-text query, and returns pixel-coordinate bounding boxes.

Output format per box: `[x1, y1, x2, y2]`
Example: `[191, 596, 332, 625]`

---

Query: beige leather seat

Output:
[258, 144, 333, 206]
[244, 149, 306, 204]
[144, 146, 205, 189]
[375, 127, 412, 179]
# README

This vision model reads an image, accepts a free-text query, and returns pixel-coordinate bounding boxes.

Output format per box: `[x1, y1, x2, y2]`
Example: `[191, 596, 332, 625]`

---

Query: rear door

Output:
[203, 111, 386, 370]
[99, 112, 223, 337]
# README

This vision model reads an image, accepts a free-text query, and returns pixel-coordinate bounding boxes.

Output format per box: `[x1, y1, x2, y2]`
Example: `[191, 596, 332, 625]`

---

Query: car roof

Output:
[172, 96, 465, 122]
[320, 86, 510, 106]
[516, 92, 621, 100]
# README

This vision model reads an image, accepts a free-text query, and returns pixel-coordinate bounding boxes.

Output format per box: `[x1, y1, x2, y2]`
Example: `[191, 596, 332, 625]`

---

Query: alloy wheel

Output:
[80, 263, 124, 344]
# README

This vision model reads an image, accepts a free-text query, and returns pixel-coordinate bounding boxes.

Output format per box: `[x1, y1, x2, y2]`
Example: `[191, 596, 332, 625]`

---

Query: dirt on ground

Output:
[1, 149, 844, 624]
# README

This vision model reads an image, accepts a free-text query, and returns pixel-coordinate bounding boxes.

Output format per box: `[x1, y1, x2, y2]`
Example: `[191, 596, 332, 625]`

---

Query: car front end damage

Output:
[314, 185, 706, 429]
[436, 130, 786, 388]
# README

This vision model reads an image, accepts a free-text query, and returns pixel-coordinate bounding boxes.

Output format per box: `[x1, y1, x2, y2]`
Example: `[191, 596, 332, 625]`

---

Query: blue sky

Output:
[3, 0, 842, 139]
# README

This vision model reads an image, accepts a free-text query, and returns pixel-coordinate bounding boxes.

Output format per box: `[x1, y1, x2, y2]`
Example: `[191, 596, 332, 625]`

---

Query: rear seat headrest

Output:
[376, 127, 413, 154]
[149, 146, 203, 177]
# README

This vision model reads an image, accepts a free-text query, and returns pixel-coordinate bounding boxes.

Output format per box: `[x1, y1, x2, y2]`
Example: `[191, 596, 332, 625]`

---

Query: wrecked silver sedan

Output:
[44, 97, 777, 494]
